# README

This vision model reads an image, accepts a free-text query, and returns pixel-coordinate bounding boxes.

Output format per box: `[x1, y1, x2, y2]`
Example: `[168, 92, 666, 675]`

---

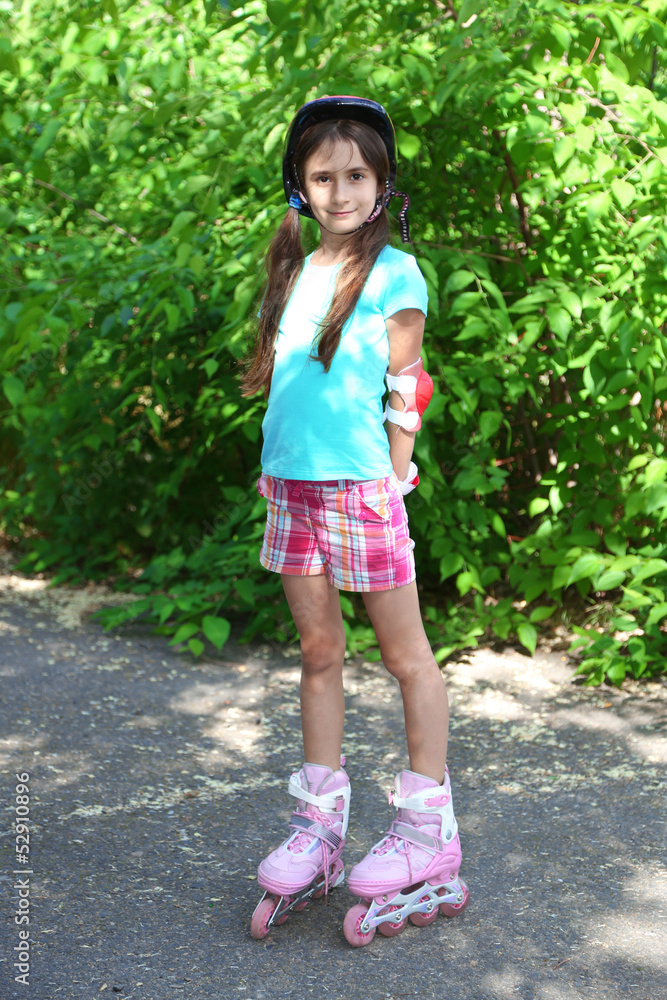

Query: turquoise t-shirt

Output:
[260, 244, 428, 481]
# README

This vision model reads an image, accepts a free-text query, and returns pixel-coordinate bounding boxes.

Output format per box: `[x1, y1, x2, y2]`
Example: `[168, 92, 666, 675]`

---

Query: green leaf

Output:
[202, 615, 231, 651]
[169, 211, 197, 237]
[449, 292, 483, 315]
[439, 553, 464, 580]
[2, 375, 25, 406]
[188, 638, 205, 657]
[396, 129, 420, 160]
[604, 52, 629, 84]
[606, 660, 627, 687]
[445, 270, 476, 293]
[490, 512, 506, 538]
[646, 603, 667, 627]
[631, 558, 667, 585]
[595, 571, 625, 591]
[529, 497, 550, 516]
[644, 460, 667, 486]
[546, 304, 572, 340]
[157, 600, 177, 624]
[586, 192, 612, 225]
[458, 0, 482, 23]
[611, 178, 635, 209]
[478, 411, 502, 441]
[566, 554, 604, 587]
[492, 617, 512, 640]
[516, 621, 537, 655]
[170, 623, 200, 646]
[31, 118, 61, 159]
[528, 605, 557, 623]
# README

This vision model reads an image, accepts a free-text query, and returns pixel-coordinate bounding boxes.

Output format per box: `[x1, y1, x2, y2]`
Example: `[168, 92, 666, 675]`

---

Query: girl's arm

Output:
[384, 308, 426, 482]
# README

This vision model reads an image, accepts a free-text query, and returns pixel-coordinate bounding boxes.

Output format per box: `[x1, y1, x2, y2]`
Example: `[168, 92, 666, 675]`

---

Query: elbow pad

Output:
[384, 357, 434, 431]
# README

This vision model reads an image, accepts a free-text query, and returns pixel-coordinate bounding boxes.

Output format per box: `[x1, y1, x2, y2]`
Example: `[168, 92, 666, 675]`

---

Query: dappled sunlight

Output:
[456, 688, 532, 722]
[549, 703, 667, 766]
[168, 671, 277, 759]
[0, 555, 140, 629]
[534, 985, 589, 1000]
[441, 647, 667, 773]
[586, 864, 667, 970]
[124, 713, 166, 730]
[0, 733, 47, 772]
[480, 967, 524, 997]
[170, 677, 261, 717]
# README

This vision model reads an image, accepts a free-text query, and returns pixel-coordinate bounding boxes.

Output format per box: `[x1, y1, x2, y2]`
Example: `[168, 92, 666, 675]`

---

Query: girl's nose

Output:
[331, 182, 349, 204]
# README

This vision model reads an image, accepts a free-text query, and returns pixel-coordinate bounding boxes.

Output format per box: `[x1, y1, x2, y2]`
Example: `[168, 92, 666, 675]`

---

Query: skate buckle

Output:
[425, 793, 450, 808]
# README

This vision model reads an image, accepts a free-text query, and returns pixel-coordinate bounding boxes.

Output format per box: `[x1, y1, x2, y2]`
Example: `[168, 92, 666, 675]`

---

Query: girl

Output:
[242, 97, 469, 946]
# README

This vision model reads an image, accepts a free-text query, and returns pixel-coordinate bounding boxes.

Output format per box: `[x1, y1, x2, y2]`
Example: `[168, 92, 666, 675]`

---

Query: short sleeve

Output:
[380, 252, 429, 320]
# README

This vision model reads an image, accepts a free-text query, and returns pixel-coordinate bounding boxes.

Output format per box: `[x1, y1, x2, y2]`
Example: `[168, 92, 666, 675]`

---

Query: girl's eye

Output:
[351, 173, 365, 180]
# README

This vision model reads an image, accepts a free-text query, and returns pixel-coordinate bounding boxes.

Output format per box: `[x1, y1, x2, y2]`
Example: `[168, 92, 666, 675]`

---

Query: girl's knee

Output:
[381, 643, 437, 683]
[300, 631, 346, 674]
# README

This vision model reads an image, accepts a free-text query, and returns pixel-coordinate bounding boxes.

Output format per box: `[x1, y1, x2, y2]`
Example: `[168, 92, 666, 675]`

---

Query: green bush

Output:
[2, 0, 666, 682]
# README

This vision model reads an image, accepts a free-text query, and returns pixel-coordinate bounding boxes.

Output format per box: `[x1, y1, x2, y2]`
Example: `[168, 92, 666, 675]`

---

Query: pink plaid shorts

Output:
[256, 473, 416, 592]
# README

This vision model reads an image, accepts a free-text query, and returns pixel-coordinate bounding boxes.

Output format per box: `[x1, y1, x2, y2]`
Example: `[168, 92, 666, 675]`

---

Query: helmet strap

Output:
[392, 189, 411, 243]
[291, 185, 411, 243]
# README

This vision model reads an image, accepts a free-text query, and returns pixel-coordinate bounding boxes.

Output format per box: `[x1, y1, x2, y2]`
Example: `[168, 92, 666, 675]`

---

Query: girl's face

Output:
[302, 139, 382, 236]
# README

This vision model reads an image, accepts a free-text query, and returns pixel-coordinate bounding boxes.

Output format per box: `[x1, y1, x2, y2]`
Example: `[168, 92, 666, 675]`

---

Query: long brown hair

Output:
[240, 119, 391, 397]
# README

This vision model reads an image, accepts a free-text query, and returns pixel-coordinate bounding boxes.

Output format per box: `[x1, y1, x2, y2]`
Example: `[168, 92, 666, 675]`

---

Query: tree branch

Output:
[493, 130, 533, 247]
[31, 178, 140, 245]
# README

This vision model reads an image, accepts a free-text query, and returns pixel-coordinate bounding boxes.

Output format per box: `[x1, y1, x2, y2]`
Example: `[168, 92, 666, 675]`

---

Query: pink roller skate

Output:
[343, 768, 469, 947]
[250, 761, 351, 940]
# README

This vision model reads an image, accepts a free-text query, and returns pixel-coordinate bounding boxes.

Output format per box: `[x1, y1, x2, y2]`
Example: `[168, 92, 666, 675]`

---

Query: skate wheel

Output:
[439, 880, 470, 917]
[377, 905, 407, 937]
[343, 903, 376, 948]
[295, 900, 309, 912]
[409, 895, 439, 927]
[250, 897, 278, 940]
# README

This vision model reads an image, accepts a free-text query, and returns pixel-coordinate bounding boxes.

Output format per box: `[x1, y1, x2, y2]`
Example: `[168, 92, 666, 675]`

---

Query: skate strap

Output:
[389, 820, 444, 853]
[389, 790, 450, 811]
[288, 774, 350, 812]
[288, 814, 342, 851]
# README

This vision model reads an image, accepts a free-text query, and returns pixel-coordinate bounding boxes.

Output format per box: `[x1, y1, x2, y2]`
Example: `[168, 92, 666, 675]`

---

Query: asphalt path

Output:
[0, 567, 665, 1000]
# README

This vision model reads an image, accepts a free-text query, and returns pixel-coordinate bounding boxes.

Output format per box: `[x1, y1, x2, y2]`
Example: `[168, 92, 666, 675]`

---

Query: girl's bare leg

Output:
[281, 574, 346, 772]
[362, 581, 449, 782]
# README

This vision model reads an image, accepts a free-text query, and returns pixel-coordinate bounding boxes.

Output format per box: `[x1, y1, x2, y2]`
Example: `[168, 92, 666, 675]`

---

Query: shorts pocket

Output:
[353, 482, 391, 524]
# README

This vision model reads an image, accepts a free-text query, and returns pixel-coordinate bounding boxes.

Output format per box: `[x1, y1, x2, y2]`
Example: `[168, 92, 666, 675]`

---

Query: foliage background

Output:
[2, 0, 667, 683]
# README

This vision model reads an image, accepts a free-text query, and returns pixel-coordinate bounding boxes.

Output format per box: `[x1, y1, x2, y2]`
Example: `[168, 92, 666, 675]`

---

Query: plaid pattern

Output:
[256, 474, 416, 593]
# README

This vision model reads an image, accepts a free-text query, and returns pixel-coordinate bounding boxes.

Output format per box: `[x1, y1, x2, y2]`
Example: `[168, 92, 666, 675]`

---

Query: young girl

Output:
[242, 96, 469, 946]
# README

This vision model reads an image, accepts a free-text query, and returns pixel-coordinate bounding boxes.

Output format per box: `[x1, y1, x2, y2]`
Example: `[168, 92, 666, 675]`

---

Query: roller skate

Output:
[250, 761, 350, 940]
[343, 768, 469, 947]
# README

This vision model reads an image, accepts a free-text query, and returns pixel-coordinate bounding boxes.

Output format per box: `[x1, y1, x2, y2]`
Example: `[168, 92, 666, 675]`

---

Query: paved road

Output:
[0, 568, 665, 1000]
